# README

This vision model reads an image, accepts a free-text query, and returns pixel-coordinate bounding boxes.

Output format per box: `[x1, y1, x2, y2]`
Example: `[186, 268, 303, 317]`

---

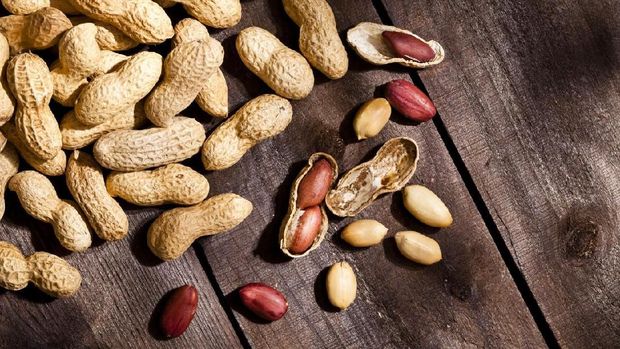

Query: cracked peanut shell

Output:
[280, 153, 338, 258]
[347, 22, 444, 69]
[326, 137, 419, 217]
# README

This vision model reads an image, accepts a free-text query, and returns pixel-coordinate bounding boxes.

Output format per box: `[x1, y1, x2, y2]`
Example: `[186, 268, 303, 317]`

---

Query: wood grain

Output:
[193, 0, 546, 347]
[380, 0, 620, 347]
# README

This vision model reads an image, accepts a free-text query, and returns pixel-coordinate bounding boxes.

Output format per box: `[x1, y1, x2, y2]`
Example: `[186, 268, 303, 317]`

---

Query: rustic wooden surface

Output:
[0, 0, 617, 348]
[379, 0, 620, 347]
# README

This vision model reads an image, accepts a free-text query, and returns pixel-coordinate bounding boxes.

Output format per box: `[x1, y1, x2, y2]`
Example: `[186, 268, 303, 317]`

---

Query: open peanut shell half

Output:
[326, 137, 419, 217]
[347, 22, 445, 69]
[279, 153, 339, 258]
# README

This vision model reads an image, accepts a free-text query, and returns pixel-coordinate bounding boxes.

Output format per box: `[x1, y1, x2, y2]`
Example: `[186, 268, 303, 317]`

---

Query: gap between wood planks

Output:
[370, 0, 560, 348]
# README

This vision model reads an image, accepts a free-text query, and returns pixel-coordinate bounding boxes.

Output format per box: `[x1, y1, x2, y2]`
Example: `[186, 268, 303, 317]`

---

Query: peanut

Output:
[106, 164, 210, 206]
[282, 0, 349, 79]
[7, 53, 62, 160]
[2, 121, 66, 176]
[0, 142, 19, 220]
[75, 51, 162, 126]
[238, 283, 288, 322]
[326, 261, 356, 310]
[280, 153, 337, 258]
[0, 7, 72, 54]
[1, 0, 79, 15]
[353, 98, 391, 140]
[94, 116, 206, 171]
[394, 231, 442, 265]
[382, 31, 436, 63]
[296, 159, 334, 209]
[159, 285, 198, 338]
[202, 94, 292, 171]
[70, 17, 139, 51]
[236, 27, 314, 100]
[161, 0, 241, 28]
[341, 219, 387, 247]
[347, 22, 445, 69]
[145, 27, 224, 127]
[326, 137, 419, 217]
[51, 23, 102, 106]
[403, 185, 453, 228]
[0, 241, 81, 297]
[52, 49, 128, 107]
[148, 193, 253, 260]
[0, 33, 15, 126]
[9, 171, 92, 252]
[173, 18, 228, 118]
[60, 102, 146, 150]
[66, 0, 174, 44]
[287, 206, 322, 255]
[385, 79, 436, 122]
[66, 151, 128, 241]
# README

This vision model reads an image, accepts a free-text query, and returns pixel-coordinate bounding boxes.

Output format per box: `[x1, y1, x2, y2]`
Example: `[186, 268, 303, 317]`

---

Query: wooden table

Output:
[1, 0, 618, 347]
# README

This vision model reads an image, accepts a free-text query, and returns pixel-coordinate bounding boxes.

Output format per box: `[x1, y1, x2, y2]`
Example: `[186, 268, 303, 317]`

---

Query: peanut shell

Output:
[66, 151, 129, 241]
[347, 22, 444, 69]
[202, 94, 292, 171]
[326, 137, 419, 217]
[60, 102, 146, 150]
[0, 33, 15, 126]
[280, 153, 338, 258]
[94, 116, 206, 171]
[106, 164, 210, 206]
[148, 193, 253, 260]
[145, 37, 224, 127]
[236, 27, 314, 100]
[0, 7, 72, 54]
[70, 17, 139, 51]
[0, 142, 19, 220]
[67, 0, 174, 44]
[282, 0, 349, 79]
[173, 18, 228, 118]
[75, 51, 162, 126]
[176, 0, 241, 29]
[2, 121, 66, 176]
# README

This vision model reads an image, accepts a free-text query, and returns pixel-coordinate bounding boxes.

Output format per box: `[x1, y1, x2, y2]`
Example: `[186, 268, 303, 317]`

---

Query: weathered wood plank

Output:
[380, 0, 620, 346]
[195, 0, 546, 347]
[0, 194, 241, 347]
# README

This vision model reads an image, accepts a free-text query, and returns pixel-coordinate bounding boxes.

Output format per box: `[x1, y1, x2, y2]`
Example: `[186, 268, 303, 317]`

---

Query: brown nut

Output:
[353, 98, 391, 140]
[403, 185, 452, 228]
[326, 137, 418, 217]
[341, 219, 387, 247]
[395, 231, 442, 265]
[326, 261, 357, 310]
[238, 283, 288, 321]
[280, 153, 338, 258]
[382, 31, 435, 63]
[288, 206, 322, 255]
[297, 158, 334, 209]
[385, 79, 436, 122]
[159, 285, 198, 338]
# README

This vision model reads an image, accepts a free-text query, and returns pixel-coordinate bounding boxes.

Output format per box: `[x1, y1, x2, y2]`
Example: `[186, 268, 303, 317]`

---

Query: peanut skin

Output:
[296, 159, 334, 209]
[385, 79, 436, 122]
[288, 206, 322, 255]
[148, 193, 252, 260]
[382, 31, 436, 63]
